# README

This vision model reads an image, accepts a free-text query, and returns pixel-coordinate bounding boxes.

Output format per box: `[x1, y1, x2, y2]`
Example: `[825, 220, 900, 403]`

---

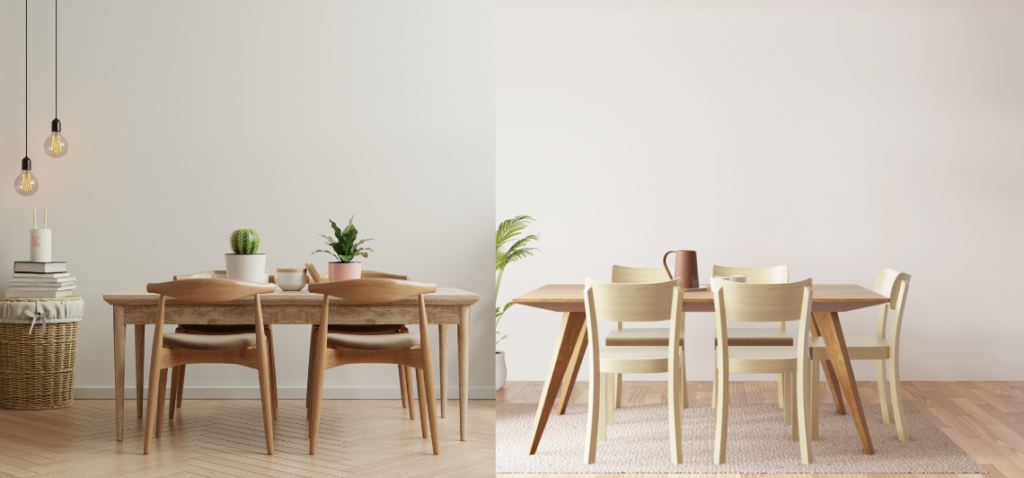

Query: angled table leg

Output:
[113, 305, 126, 441]
[529, 311, 586, 455]
[814, 311, 873, 455]
[457, 306, 470, 441]
[807, 313, 845, 415]
[135, 324, 145, 419]
[556, 326, 588, 415]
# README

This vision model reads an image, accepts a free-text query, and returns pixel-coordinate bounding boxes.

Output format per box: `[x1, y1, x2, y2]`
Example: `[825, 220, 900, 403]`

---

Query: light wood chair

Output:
[583, 278, 685, 464]
[604, 266, 685, 410]
[711, 265, 791, 409]
[307, 279, 440, 455]
[143, 279, 277, 455]
[165, 271, 278, 420]
[302, 269, 418, 420]
[810, 268, 911, 441]
[712, 278, 813, 465]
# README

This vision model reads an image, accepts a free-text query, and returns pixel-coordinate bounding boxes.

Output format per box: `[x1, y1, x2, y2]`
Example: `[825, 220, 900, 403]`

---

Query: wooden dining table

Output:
[104, 286, 479, 442]
[512, 283, 889, 456]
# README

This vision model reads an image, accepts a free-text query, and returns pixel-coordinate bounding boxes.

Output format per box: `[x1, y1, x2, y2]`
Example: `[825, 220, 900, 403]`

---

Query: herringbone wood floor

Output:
[0, 399, 495, 478]
[498, 380, 1024, 478]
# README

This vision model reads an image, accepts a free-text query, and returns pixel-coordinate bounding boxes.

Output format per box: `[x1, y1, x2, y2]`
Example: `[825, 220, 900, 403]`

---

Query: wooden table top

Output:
[512, 284, 887, 313]
[104, 287, 480, 307]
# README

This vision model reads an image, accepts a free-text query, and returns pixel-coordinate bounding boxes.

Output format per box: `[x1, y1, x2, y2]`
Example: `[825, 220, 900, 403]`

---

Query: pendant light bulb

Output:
[14, 157, 39, 197]
[44, 119, 68, 158]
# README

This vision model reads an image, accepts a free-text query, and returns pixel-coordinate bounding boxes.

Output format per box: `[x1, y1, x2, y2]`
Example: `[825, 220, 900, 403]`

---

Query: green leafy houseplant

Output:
[313, 216, 373, 262]
[230, 228, 260, 254]
[495, 215, 539, 346]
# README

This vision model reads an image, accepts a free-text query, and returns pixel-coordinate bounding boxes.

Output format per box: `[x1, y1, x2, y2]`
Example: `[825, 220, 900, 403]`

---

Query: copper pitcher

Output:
[663, 250, 699, 289]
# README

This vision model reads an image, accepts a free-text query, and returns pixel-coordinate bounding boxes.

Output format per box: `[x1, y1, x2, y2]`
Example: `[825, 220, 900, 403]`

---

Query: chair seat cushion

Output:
[327, 332, 420, 351]
[164, 332, 257, 350]
[809, 336, 890, 360]
[598, 346, 670, 374]
[720, 327, 793, 346]
[605, 327, 684, 346]
[327, 324, 405, 334]
[180, 324, 258, 334]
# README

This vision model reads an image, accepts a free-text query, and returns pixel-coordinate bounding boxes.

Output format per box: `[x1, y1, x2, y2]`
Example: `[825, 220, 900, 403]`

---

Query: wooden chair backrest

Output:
[148, 279, 276, 304]
[714, 279, 813, 374]
[873, 268, 911, 346]
[610, 265, 670, 284]
[712, 264, 789, 331]
[307, 278, 436, 304]
[361, 270, 411, 281]
[174, 271, 275, 284]
[584, 278, 684, 374]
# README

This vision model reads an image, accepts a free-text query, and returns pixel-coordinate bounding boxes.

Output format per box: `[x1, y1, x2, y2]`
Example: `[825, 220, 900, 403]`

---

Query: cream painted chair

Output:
[712, 279, 813, 465]
[583, 278, 685, 465]
[810, 268, 911, 441]
[604, 266, 685, 410]
[711, 265, 791, 409]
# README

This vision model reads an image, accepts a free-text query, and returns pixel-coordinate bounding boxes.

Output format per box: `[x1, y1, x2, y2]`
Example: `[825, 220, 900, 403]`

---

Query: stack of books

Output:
[4, 261, 76, 299]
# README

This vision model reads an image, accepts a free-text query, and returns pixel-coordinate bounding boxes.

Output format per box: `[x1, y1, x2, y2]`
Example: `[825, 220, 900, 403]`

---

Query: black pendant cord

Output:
[54, 0, 57, 118]
[25, 0, 28, 157]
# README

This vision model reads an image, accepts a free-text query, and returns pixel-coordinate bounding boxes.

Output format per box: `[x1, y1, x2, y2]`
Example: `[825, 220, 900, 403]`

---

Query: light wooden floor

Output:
[0, 399, 495, 478]
[497, 380, 1024, 478]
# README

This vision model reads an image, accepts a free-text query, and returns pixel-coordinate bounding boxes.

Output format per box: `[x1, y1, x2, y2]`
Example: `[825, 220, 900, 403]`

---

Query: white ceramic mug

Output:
[30, 229, 51, 262]
[276, 269, 308, 291]
[709, 274, 746, 292]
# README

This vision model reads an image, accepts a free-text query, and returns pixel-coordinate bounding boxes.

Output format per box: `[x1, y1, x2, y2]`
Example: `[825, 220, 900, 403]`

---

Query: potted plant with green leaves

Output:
[313, 216, 373, 281]
[225, 228, 266, 282]
[495, 215, 539, 391]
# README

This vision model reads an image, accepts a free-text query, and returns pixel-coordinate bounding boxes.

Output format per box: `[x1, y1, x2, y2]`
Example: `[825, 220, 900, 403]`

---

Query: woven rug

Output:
[496, 401, 987, 474]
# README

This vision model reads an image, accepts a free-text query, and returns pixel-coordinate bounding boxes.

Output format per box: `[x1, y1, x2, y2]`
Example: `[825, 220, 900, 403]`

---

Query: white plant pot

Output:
[225, 253, 267, 282]
[496, 350, 507, 391]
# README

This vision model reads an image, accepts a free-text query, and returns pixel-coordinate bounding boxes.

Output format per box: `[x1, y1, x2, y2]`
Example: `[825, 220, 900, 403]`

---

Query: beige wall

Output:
[0, 0, 495, 398]
[497, 0, 1024, 381]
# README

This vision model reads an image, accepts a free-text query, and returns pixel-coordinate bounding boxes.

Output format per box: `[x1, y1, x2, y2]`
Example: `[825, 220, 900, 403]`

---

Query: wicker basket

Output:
[0, 296, 82, 410]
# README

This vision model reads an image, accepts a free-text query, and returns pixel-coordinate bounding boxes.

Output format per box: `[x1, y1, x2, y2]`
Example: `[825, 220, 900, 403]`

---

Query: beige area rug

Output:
[496, 401, 986, 474]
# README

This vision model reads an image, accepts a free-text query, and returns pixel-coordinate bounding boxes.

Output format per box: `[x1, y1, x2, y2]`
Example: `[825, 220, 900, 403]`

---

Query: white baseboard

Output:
[73, 385, 496, 400]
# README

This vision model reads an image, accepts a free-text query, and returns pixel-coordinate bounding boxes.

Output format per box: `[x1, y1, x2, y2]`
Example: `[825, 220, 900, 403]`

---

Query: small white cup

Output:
[30, 229, 51, 262]
[276, 269, 308, 291]
[710, 274, 746, 292]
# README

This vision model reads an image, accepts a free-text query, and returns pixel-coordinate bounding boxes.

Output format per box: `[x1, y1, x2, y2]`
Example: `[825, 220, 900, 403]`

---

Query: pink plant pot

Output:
[328, 262, 361, 281]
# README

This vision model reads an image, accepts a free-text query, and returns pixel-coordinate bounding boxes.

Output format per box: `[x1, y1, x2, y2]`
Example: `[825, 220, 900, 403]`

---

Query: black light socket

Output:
[51, 118, 61, 132]
[21, 156, 32, 171]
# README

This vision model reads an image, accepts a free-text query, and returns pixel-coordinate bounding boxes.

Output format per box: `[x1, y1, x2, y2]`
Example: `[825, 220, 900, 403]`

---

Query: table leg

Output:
[807, 314, 845, 415]
[439, 324, 449, 418]
[135, 324, 145, 419]
[528, 311, 586, 455]
[113, 305, 126, 441]
[556, 326, 588, 415]
[814, 311, 873, 455]
[457, 306, 470, 441]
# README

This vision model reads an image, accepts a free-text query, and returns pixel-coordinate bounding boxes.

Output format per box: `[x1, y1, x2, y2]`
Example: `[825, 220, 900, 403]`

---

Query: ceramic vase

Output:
[30, 229, 51, 262]
[225, 253, 267, 282]
[328, 262, 361, 281]
[496, 350, 507, 391]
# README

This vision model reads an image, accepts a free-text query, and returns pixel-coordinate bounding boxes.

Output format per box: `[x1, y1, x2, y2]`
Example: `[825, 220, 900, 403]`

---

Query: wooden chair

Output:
[583, 278, 685, 464]
[307, 279, 440, 455]
[302, 269, 418, 420]
[604, 266, 685, 410]
[810, 269, 911, 441]
[143, 279, 277, 455]
[711, 265, 791, 409]
[165, 271, 278, 420]
[712, 279, 813, 465]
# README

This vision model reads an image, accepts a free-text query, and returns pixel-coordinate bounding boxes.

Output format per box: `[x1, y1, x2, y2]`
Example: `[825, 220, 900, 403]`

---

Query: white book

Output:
[6, 285, 76, 292]
[13, 262, 67, 273]
[3, 289, 74, 299]
[9, 278, 76, 286]
[12, 272, 71, 279]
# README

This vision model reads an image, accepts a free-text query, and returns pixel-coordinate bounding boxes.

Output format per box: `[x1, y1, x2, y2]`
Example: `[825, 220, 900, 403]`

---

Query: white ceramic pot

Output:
[496, 350, 507, 391]
[328, 262, 361, 281]
[276, 268, 308, 291]
[30, 229, 51, 262]
[225, 253, 267, 282]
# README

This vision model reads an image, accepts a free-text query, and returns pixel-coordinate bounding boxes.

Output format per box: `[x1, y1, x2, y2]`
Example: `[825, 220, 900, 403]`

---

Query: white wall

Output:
[0, 0, 495, 398]
[497, 0, 1024, 382]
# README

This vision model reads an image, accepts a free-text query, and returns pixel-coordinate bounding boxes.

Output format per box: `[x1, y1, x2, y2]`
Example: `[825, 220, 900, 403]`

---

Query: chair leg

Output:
[890, 357, 908, 441]
[777, 373, 786, 409]
[155, 369, 168, 438]
[668, 356, 683, 465]
[877, 359, 892, 424]
[713, 364, 728, 464]
[306, 326, 316, 413]
[256, 338, 275, 455]
[143, 364, 164, 455]
[605, 373, 614, 427]
[176, 364, 185, 409]
[784, 372, 793, 426]
[680, 346, 688, 409]
[406, 366, 417, 420]
[598, 373, 608, 442]
[415, 368, 429, 439]
[584, 370, 601, 464]
[711, 360, 718, 410]
[267, 326, 278, 420]
[811, 359, 820, 441]
[613, 373, 622, 409]
[309, 337, 327, 454]
[167, 366, 178, 420]
[399, 365, 408, 409]
[791, 372, 799, 441]
[797, 362, 813, 464]
[421, 361, 441, 454]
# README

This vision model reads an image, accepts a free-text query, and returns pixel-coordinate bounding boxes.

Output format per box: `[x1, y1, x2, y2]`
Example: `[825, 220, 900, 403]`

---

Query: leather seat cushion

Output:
[326, 332, 420, 351]
[164, 332, 257, 350]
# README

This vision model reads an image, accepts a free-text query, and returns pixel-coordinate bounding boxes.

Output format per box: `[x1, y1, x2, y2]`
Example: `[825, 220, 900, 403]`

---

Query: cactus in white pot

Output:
[225, 228, 267, 282]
